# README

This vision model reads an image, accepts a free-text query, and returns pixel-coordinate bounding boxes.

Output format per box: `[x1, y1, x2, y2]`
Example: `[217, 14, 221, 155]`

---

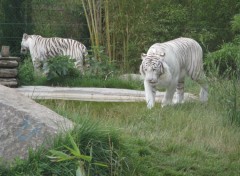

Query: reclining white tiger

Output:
[140, 37, 208, 109]
[20, 33, 88, 74]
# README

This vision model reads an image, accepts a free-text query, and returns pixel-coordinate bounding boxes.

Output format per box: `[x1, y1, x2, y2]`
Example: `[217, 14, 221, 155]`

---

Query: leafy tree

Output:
[206, 12, 240, 78]
[183, 0, 240, 52]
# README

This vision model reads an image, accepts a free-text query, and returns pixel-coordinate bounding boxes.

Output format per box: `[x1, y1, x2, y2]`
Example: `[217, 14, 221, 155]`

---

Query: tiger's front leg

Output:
[162, 82, 177, 107]
[144, 80, 156, 109]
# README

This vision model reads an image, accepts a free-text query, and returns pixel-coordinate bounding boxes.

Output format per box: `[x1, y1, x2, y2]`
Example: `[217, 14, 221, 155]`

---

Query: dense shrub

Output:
[86, 46, 118, 79]
[205, 37, 240, 78]
[42, 56, 81, 80]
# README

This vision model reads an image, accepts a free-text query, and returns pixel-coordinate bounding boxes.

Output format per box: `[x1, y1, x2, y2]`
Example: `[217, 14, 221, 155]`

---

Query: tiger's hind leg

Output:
[162, 82, 177, 107]
[175, 80, 185, 104]
[75, 59, 85, 74]
[196, 76, 208, 102]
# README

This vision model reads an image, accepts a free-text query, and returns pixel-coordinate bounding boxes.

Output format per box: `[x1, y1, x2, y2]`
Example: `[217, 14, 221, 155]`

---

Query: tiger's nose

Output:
[149, 79, 157, 84]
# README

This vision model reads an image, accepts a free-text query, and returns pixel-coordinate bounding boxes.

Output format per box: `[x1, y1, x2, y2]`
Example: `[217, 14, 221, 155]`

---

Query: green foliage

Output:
[231, 14, 240, 33]
[18, 57, 35, 85]
[0, 0, 33, 55]
[227, 78, 240, 126]
[184, 0, 239, 52]
[205, 40, 240, 78]
[42, 56, 81, 80]
[86, 46, 117, 79]
[210, 78, 240, 127]
[1, 0, 240, 71]
[205, 34, 240, 126]
[18, 56, 47, 86]
[31, 0, 89, 46]
[17, 56, 142, 89]
[106, 0, 190, 72]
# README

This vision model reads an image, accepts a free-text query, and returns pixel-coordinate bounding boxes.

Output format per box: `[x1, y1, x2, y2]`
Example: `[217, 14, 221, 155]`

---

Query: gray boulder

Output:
[0, 85, 73, 164]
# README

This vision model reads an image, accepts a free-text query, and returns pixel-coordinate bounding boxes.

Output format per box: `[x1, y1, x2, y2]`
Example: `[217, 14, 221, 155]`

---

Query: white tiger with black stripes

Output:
[20, 33, 88, 74]
[140, 37, 208, 109]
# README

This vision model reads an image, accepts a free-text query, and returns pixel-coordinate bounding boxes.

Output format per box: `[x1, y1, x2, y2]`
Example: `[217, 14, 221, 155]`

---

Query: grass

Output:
[2, 59, 240, 175]
[35, 96, 240, 176]
[19, 76, 239, 176]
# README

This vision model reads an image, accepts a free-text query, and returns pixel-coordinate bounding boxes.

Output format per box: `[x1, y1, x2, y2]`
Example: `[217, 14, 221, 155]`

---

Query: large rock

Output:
[0, 85, 73, 164]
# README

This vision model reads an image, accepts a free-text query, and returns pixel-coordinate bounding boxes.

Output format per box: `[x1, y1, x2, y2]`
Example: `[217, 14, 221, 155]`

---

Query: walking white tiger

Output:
[20, 33, 88, 74]
[140, 37, 208, 109]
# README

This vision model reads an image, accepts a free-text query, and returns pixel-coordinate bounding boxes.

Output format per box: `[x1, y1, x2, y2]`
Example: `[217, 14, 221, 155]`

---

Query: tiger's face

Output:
[20, 33, 30, 54]
[140, 53, 164, 84]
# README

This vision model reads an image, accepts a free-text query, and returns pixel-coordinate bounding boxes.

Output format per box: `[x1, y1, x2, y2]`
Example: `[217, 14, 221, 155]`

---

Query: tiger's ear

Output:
[141, 53, 147, 60]
[139, 63, 145, 76]
[23, 33, 28, 40]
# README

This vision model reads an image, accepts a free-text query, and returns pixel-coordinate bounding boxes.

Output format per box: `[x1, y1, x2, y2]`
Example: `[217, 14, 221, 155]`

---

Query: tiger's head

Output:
[140, 53, 165, 84]
[20, 33, 31, 54]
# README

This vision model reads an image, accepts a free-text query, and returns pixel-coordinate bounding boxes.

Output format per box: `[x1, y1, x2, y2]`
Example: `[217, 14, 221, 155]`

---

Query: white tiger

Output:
[140, 37, 208, 109]
[20, 33, 88, 74]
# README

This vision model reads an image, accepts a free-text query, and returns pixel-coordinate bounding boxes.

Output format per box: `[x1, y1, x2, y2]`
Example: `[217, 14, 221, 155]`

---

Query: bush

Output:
[86, 46, 118, 80]
[18, 57, 35, 85]
[18, 56, 47, 86]
[42, 56, 81, 80]
[205, 38, 240, 78]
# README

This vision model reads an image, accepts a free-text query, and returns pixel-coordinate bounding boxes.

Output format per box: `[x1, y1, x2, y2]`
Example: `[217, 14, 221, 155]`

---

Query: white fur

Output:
[20, 33, 88, 74]
[140, 37, 208, 109]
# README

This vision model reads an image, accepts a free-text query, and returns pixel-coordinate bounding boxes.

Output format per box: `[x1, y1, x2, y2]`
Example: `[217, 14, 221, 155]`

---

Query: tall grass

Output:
[36, 84, 240, 175]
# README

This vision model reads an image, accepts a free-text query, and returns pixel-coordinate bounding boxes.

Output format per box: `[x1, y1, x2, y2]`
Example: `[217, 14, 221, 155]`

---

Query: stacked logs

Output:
[0, 46, 20, 87]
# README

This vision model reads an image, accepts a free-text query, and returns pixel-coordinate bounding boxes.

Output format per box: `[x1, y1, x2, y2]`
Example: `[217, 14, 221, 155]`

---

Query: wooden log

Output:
[0, 57, 21, 62]
[15, 86, 198, 102]
[0, 60, 18, 68]
[0, 69, 18, 78]
[0, 78, 18, 87]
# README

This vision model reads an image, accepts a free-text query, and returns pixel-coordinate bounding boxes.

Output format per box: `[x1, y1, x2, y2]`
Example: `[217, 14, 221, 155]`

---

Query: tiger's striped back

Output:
[147, 37, 204, 81]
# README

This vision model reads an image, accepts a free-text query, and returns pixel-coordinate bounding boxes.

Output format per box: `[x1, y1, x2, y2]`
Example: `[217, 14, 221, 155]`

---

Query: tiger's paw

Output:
[147, 102, 154, 109]
[161, 99, 173, 107]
